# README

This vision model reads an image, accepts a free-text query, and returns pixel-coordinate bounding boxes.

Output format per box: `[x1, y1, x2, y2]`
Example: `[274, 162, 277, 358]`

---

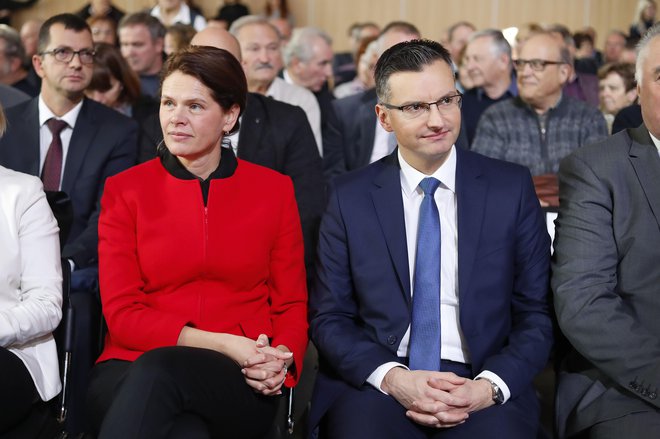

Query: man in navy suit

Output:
[0, 13, 137, 434]
[309, 39, 553, 438]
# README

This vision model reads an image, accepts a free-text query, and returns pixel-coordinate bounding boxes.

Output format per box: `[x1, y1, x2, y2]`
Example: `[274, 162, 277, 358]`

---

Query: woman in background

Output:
[86, 42, 141, 116]
[87, 46, 308, 439]
[0, 106, 62, 433]
[598, 62, 637, 133]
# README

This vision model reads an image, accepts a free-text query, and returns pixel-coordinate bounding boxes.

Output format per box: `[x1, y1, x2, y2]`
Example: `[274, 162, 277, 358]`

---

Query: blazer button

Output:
[387, 335, 397, 345]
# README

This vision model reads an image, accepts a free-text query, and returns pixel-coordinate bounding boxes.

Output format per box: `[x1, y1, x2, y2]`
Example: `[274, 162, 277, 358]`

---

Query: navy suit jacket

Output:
[308, 148, 553, 428]
[0, 97, 138, 267]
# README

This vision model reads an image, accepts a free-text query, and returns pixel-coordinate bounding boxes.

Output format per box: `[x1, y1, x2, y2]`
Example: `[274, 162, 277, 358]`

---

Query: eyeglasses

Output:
[513, 59, 566, 71]
[380, 93, 463, 119]
[40, 47, 95, 65]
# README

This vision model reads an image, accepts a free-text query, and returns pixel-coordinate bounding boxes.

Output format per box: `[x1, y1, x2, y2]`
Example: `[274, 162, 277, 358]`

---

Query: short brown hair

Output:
[598, 62, 637, 91]
[161, 45, 247, 135]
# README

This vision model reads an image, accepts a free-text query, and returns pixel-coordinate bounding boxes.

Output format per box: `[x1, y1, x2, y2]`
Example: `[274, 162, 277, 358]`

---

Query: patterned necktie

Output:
[409, 177, 442, 371]
[42, 118, 68, 191]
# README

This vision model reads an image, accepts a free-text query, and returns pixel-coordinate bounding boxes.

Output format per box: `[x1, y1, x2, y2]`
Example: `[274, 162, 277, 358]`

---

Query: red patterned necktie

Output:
[42, 118, 69, 191]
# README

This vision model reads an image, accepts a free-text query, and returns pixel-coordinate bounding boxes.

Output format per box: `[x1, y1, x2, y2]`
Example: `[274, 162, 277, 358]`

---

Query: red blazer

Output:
[97, 158, 308, 385]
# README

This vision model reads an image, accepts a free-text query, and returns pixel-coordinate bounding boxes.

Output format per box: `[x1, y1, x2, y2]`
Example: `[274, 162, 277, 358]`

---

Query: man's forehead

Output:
[48, 25, 92, 46]
[520, 36, 559, 58]
[387, 61, 455, 100]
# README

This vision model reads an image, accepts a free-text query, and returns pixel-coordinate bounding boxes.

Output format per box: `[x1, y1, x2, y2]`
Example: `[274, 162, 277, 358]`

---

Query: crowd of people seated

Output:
[0, 0, 659, 438]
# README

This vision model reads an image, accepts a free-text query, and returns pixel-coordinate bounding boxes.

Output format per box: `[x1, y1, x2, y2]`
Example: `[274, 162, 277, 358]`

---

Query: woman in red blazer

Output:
[87, 46, 308, 438]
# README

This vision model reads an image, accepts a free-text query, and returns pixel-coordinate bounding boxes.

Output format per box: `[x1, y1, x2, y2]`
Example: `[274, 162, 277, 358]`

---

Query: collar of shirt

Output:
[398, 146, 457, 198]
[38, 95, 83, 129]
[650, 131, 660, 153]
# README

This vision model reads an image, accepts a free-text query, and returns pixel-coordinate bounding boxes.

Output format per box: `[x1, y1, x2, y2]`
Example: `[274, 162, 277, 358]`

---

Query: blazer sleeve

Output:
[552, 151, 660, 409]
[98, 176, 190, 351]
[268, 178, 309, 386]
[478, 168, 554, 398]
[62, 118, 138, 268]
[0, 177, 62, 347]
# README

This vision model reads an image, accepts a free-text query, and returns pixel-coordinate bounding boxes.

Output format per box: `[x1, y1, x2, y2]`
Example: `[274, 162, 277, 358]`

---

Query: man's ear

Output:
[375, 103, 394, 132]
[32, 53, 45, 79]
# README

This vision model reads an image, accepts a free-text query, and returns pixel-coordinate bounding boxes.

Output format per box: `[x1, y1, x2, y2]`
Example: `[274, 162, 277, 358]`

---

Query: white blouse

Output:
[0, 166, 62, 401]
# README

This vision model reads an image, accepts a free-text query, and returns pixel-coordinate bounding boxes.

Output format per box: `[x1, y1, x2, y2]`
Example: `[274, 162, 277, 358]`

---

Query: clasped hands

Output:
[381, 368, 494, 429]
[236, 333, 293, 396]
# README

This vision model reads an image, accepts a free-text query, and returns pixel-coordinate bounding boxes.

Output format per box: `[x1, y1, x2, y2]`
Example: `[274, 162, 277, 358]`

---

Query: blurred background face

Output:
[599, 72, 636, 114]
[237, 23, 282, 86]
[357, 49, 377, 88]
[293, 36, 333, 92]
[91, 19, 117, 45]
[604, 33, 625, 63]
[464, 36, 501, 88]
[120, 24, 162, 75]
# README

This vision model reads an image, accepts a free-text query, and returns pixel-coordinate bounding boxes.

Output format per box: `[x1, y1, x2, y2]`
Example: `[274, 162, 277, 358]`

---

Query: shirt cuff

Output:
[366, 362, 409, 394]
[475, 370, 511, 403]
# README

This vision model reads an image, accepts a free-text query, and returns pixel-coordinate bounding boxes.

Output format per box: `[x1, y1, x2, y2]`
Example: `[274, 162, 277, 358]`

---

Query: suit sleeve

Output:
[268, 178, 309, 386]
[310, 183, 402, 388]
[62, 118, 138, 268]
[552, 152, 660, 409]
[479, 168, 554, 398]
[0, 177, 62, 347]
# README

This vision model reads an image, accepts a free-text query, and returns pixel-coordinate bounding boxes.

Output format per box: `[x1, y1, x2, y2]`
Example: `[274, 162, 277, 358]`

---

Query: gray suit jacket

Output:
[552, 124, 660, 438]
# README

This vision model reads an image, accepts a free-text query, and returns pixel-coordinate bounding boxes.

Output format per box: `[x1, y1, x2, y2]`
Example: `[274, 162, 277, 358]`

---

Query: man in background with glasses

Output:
[309, 38, 552, 439]
[471, 31, 606, 204]
[0, 13, 137, 435]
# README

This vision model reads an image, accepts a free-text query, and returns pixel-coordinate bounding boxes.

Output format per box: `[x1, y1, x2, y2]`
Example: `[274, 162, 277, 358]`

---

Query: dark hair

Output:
[88, 42, 141, 105]
[375, 39, 452, 102]
[573, 31, 594, 49]
[118, 12, 166, 41]
[598, 62, 637, 91]
[38, 13, 91, 53]
[161, 45, 247, 135]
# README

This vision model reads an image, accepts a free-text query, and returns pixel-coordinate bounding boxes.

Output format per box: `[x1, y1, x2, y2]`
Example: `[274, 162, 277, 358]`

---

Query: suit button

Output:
[387, 335, 397, 345]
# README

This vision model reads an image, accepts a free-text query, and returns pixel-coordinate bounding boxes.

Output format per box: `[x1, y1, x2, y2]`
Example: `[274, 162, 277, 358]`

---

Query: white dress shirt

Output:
[268, 76, 323, 156]
[0, 166, 62, 401]
[366, 147, 511, 403]
[38, 96, 83, 189]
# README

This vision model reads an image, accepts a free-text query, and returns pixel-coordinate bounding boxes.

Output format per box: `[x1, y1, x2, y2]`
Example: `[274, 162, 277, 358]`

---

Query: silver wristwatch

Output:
[476, 377, 504, 405]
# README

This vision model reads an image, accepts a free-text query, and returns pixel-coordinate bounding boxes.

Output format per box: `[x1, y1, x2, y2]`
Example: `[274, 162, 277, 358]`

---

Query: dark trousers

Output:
[321, 361, 539, 439]
[87, 346, 279, 439]
[0, 347, 38, 432]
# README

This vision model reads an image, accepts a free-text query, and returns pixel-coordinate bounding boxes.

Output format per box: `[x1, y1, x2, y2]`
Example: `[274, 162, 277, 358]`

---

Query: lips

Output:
[168, 131, 192, 140]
